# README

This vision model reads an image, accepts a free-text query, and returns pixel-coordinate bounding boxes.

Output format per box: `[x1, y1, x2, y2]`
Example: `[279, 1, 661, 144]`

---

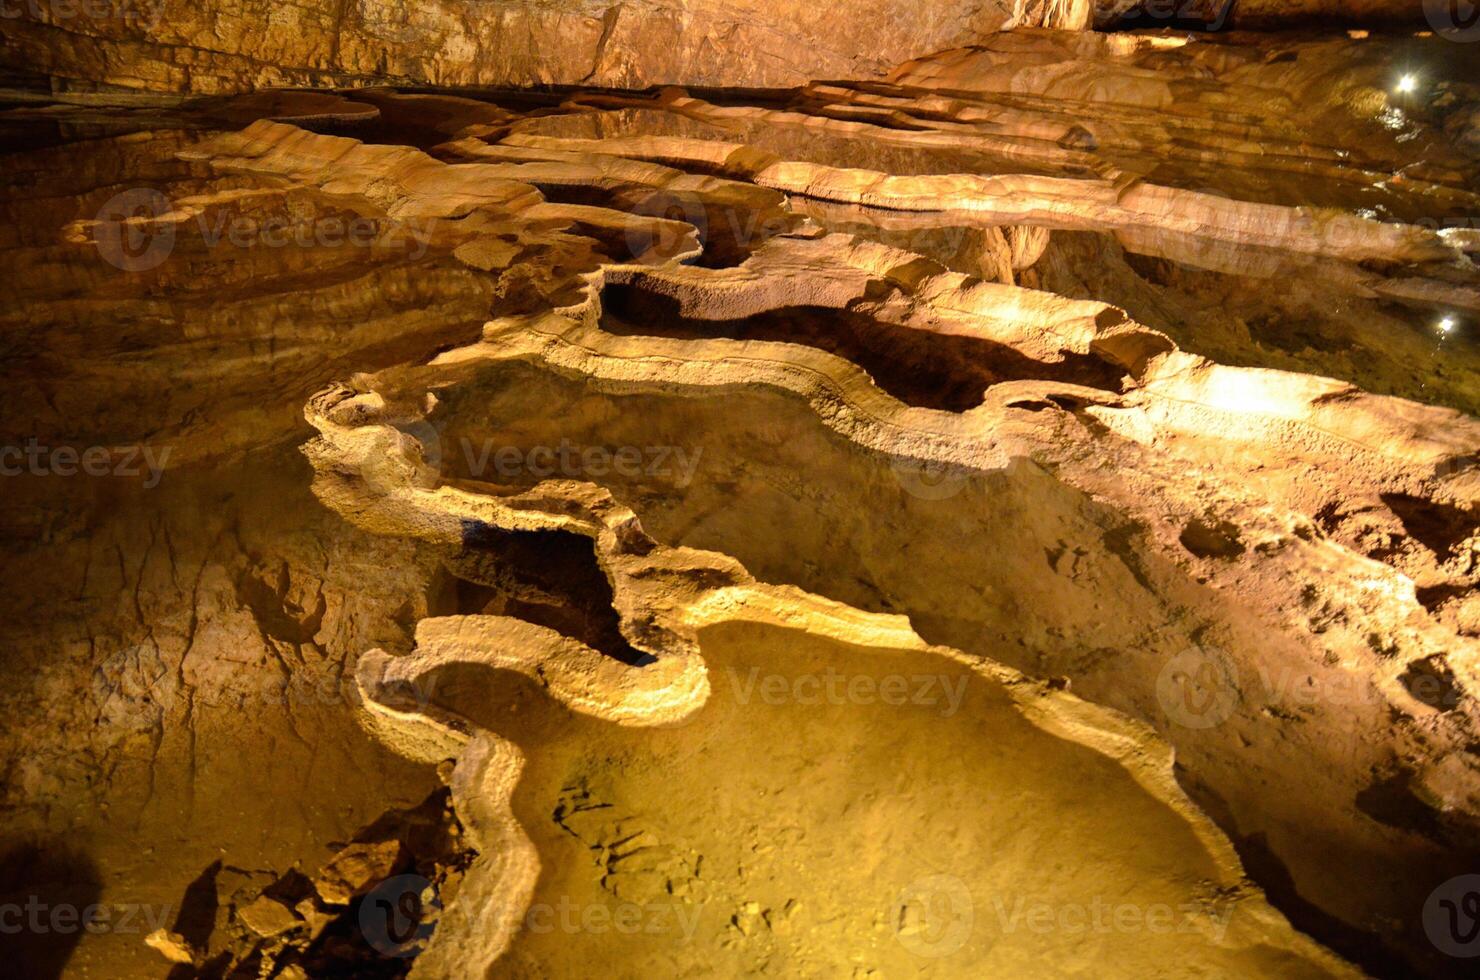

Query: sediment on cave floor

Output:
[2, 6, 1479, 980]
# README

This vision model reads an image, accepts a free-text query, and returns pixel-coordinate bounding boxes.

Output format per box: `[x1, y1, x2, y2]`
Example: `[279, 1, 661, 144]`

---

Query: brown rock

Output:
[0, 0, 1089, 95]
[294, 896, 338, 941]
[313, 839, 405, 905]
[143, 928, 196, 965]
[238, 895, 300, 937]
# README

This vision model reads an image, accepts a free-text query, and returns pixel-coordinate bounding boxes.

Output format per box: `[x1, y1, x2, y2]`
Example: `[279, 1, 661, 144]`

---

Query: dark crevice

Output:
[1230, 832, 1425, 980]
[1174, 768, 1429, 980]
[1103, 0, 1236, 34]
[234, 564, 327, 645]
[1355, 770, 1446, 844]
[1398, 655, 1462, 713]
[1380, 493, 1477, 560]
[1416, 581, 1473, 613]
[440, 524, 652, 666]
[1178, 517, 1245, 559]
[600, 282, 1124, 412]
[519, 184, 792, 267]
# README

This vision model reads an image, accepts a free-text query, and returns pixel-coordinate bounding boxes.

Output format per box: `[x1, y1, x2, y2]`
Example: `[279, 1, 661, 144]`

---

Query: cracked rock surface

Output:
[2, 0, 1090, 94]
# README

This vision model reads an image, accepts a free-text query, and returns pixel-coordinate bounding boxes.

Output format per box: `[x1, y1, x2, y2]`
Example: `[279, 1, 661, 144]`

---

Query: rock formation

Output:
[1, 0, 1091, 94]
[2, 13, 1479, 980]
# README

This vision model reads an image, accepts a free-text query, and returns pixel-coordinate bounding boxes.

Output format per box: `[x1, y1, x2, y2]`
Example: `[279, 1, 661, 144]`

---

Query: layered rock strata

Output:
[4, 24, 1479, 980]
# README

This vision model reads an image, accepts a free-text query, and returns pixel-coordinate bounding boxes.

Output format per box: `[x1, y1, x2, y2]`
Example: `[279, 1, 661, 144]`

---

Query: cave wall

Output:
[0, 0, 1091, 94]
[3, 0, 1441, 97]
[1095, 0, 1435, 30]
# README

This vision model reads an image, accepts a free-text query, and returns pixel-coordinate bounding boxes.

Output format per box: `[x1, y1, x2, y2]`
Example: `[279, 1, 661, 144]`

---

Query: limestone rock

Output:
[0, 0, 1089, 95]
[5, 17, 1480, 980]
[143, 929, 196, 965]
[237, 895, 300, 937]
[313, 839, 405, 905]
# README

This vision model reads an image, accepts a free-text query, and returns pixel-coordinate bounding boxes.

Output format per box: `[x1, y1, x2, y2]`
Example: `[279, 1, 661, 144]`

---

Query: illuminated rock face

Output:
[3, 21, 1480, 980]
[1, 0, 1090, 93]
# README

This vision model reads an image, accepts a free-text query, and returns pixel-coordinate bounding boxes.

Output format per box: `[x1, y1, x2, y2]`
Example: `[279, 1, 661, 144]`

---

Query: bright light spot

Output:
[1396, 74, 1418, 94]
[1438, 316, 1456, 335]
[1378, 107, 1406, 132]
